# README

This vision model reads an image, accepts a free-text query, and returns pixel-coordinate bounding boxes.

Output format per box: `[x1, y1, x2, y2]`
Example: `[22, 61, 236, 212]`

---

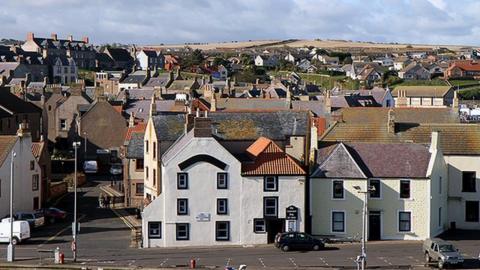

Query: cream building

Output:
[311, 133, 447, 241]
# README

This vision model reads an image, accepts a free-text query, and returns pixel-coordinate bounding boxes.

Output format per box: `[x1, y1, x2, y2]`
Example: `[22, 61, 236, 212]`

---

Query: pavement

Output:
[0, 175, 479, 270]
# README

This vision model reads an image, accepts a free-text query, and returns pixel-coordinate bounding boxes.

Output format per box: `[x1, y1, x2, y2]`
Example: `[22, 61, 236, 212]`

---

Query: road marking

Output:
[111, 208, 134, 230]
[226, 257, 231, 267]
[319, 257, 329, 266]
[160, 258, 168, 267]
[258, 258, 266, 268]
[37, 214, 86, 248]
[288, 257, 298, 268]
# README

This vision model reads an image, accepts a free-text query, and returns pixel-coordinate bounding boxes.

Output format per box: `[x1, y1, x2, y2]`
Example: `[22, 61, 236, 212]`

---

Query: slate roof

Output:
[242, 137, 305, 176]
[313, 142, 431, 178]
[291, 100, 326, 116]
[106, 47, 132, 62]
[152, 113, 188, 141]
[392, 86, 452, 98]
[0, 136, 17, 166]
[126, 132, 144, 159]
[337, 107, 459, 124]
[0, 88, 42, 114]
[215, 98, 290, 111]
[122, 75, 146, 84]
[145, 74, 170, 88]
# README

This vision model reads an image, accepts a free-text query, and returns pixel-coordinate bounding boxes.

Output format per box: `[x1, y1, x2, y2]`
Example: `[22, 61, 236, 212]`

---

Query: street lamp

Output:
[7, 151, 16, 262]
[353, 184, 376, 270]
[72, 141, 81, 262]
[83, 132, 87, 159]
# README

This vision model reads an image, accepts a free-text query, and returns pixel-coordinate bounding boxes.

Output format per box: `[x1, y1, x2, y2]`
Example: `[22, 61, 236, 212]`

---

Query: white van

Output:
[0, 218, 30, 245]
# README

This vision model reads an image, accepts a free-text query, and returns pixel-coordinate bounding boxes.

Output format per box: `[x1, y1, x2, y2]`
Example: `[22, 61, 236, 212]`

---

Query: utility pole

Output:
[353, 185, 375, 270]
[7, 152, 16, 262]
[72, 141, 81, 262]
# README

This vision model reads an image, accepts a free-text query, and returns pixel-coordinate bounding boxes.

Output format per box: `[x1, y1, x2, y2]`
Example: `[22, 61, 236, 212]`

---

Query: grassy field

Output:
[449, 79, 480, 88]
[392, 79, 448, 88]
[271, 71, 359, 89]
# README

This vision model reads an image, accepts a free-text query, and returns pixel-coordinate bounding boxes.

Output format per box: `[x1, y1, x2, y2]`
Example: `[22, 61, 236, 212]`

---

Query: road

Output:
[0, 176, 479, 269]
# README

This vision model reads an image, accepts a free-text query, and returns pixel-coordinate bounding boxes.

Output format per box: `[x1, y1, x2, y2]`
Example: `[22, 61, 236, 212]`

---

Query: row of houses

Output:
[109, 85, 480, 248]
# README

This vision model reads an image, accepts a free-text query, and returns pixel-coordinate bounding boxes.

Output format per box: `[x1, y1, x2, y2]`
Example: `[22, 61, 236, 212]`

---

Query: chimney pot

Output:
[51, 33, 57, 41]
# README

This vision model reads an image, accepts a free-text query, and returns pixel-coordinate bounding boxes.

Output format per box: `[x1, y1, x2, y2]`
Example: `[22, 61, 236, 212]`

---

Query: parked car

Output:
[109, 163, 122, 175]
[15, 211, 45, 229]
[423, 239, 464, 269]
[275, 232, 325, 252]
[84, 160, 98, 174]
[0, 218, 30, 245]
[40, 207, 67, 224]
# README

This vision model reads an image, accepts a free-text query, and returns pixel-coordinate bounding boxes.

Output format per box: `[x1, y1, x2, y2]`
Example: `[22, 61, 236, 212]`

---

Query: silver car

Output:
[423, 239, 464, 269]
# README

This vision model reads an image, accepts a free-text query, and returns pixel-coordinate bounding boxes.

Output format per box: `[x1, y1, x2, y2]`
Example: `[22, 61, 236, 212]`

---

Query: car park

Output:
[15, 211, 45, 229]
[423, 239, 464, 269]
[275, 232, 325, 252]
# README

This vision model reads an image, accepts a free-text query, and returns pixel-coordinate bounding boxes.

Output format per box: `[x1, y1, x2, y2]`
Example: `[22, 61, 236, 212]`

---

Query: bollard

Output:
[190, 258, 196, 269]
[54, 247, 60, 264]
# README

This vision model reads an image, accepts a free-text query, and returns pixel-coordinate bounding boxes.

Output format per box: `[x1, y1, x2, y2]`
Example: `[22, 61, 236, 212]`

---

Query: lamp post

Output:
[83, 132, 87, 159]
[7, 151, 16, 262]
[72, 141, 81, 262]
[353, 185, 376, 270]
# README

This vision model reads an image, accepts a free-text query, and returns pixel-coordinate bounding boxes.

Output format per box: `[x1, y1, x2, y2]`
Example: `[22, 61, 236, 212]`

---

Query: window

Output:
[332, 180, 344, 199]
[369, 179, 381, 198]
[145, 140, 149, 153]
[153, 142, 156, 159]
[148, 222, 161, 239]
[264, 176, 278, 192]
[462, 172, 476, 192]
[217, 173, 228, 189]
[332, 211, 345, 232]
[177, 198, 188, 215]
[400, 180, 411, 199]
[438, 207, 442, 228]
[60, 119, 67, 130]
[263, 197, 278, 217]
[253, 219, 266, 233]
[135, 159, 144, 171]
[153, 169, 156, 186]
[32, 174, 39, 191]
[399, 211, 411, 232]
[176, 223, 189, 240]
[465, 201, 479, 222]
[135, 183, 144, 195]
[216, 221, 230, 241]
[7, 119, 10, 129]
[439, 176, 442, 194]
[217, 199, 228, 215]
[145, 166, 149, 180]
[30, 160, 35, 170]
[177, 173, 188, 189]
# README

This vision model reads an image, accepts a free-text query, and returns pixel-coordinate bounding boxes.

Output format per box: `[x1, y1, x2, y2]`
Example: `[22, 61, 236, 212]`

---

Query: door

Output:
[266, 219, 284, 244]
[33, 197, 39, 210]
[368, 211, 381, 241]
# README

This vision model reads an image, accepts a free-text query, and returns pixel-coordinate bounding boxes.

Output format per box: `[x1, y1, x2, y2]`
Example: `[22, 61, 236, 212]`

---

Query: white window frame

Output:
[397, 210, 412, 233]
[177, 198, 188, 215]
[177, 173, 188, 189]
[263, 197, 278, 217]
[253, 219, 266, 233]
[148, 222, 161, 239]
[331, 210, 346, 234]
[217, 198, 228, 215]
[176, 223, 189, 240]
[399, 180, 411, 200]
[264, 176, 278, 192]
[217, 173, 228, 189]
[331, 180, 345, 200]
[215, 221, 230, 241]
[369, 179, 382, 199]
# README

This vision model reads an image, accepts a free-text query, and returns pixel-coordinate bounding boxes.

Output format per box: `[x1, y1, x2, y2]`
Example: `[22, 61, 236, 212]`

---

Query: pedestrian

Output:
[105, 195, 110, 208]
[98, 193, 104, 208]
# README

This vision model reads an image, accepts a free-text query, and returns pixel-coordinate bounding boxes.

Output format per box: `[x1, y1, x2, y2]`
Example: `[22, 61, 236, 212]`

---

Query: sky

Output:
[1, 0, 479, 46]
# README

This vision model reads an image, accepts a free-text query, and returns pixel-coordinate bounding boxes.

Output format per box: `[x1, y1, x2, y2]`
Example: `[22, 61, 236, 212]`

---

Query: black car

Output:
[275, 232, 325, 252]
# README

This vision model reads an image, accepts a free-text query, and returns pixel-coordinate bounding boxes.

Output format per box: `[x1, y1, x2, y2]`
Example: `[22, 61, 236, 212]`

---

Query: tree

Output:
[182, 49, 204, 69]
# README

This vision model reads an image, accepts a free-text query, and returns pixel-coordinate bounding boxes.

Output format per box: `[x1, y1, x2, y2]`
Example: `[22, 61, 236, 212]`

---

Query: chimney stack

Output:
[387, 108, 395, 133]
[193, 117, 212, 137]
[17, 121, 31, 138]
[210, 94, 217, 112]
[452, 90, 459, 109]
[82, 36, 89, 44]
[129, 112, 135, 128]
[150, 93, 157, 117]
[325, 89, 332, 113]
[68, 35, 73, 42]
[51, 33, 57, 41]
[27, 32, 35, 41]
[430, 131, 440, 152]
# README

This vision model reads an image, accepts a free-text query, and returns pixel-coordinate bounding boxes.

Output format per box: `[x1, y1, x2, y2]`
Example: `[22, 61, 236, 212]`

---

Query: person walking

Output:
[98, 192, 104, 208]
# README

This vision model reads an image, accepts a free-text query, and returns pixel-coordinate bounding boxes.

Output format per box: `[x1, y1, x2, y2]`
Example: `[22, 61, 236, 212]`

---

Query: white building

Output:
[136, 50, 164, 71]
[142, 117, 306, 247]
[0, 125, 42, 218]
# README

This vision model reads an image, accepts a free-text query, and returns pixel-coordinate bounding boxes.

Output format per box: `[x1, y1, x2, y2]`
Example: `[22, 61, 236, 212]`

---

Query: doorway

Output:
[266, 219, 284, 243]
[368, 211, 381, 241]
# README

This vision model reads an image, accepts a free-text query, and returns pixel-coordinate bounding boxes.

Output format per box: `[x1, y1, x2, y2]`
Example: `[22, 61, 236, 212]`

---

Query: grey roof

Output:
[151, 111, 309, 142]
[292, 100, 326, 116]
[126, 132, 144, 159]
[145, 74, 170, 88]
[215, 98, 290, 111]
[122, 75, 145, 84]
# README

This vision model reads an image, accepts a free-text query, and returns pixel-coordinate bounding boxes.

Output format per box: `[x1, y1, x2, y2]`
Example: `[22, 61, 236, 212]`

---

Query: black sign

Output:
[286, 205, 298, 220]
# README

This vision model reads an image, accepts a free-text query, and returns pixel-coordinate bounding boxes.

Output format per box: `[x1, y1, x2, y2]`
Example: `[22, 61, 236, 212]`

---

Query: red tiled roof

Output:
[0, 136, 17, 165]
[31, 141, 45, 160]
[113, 105, 123, 114]
[242, 137, 305, 176]
[125, 122, 146, 141]
[449, 60, 480, 72]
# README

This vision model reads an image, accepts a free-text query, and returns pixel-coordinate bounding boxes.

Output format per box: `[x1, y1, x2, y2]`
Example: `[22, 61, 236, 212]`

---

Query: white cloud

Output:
[0, 0, 478, 46]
